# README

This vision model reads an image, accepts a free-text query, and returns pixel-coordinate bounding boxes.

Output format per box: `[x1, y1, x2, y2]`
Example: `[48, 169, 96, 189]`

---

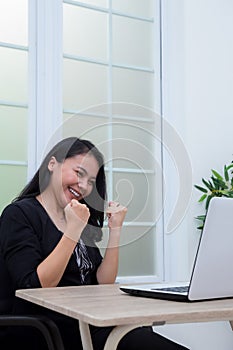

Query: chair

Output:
[0, 253, 65, 350]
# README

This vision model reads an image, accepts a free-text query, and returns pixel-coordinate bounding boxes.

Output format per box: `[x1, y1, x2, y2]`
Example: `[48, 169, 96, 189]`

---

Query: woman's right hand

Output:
[64, 199, 90, 242]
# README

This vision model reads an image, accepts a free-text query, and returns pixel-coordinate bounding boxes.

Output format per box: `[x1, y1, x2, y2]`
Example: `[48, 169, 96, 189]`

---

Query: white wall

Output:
[158, 0, 233, 348]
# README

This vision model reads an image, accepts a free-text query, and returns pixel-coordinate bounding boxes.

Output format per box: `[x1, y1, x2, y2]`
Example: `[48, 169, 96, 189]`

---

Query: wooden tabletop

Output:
[16, 284, 233, 327]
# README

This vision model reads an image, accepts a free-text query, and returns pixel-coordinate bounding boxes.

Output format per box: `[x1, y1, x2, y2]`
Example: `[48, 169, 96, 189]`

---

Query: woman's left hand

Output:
[106, 201, 127, 229]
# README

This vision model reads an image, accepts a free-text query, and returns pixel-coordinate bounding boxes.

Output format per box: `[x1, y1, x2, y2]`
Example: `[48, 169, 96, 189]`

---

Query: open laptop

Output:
[120, 197, 233, 302]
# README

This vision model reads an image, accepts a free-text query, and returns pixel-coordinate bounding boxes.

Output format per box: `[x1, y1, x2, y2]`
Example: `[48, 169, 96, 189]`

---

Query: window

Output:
[0, 0, 163, 282]
[62, 0, 162, 281]
[0, 0, 28, 211]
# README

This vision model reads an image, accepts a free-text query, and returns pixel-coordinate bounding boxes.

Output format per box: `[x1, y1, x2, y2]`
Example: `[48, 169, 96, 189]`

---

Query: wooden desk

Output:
[16, 284, 233, 350]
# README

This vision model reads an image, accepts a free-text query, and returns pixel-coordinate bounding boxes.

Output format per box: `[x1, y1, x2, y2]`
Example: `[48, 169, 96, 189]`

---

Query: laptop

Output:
[120, 197, 233, 302]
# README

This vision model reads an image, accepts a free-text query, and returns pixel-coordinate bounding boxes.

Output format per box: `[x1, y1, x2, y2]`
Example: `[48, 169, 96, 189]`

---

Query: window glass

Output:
[63, 59, 108, 111]
[118, 226, 156, 276]
[0, 47, 28, 103]
[113, 68, 154, 108]
[63, 113, 109, 152]
[113, 16, 154, 68]
[112, 0, 154, 18]
[0, 165, 27, 212]
[100, 226, 156, 276]
[0, 0, 28, 45]
[63, 4, 108, 61]
[70, 0, 107, 8]
[113, 172, 155, 223]
[0, 106, 27, 161]
[112, 119, 156, 158]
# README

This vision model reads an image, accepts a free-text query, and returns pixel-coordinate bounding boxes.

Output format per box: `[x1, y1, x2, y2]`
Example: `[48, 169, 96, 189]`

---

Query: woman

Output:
[0, 137, 189, 350]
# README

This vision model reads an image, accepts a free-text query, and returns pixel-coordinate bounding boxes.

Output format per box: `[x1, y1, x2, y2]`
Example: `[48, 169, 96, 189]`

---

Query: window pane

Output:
[0, 165, 27, 213]
[112, 120, 156, 169]
[63, 59, 108, 110]
[118, 226, 156, 276]
[100, 226, 156, 276]
[0, 47, 28, 103]
[0, 106, 27, 161]
[113, 67, 154, 108]
[113, 16, 154, 68]
[112, 0, 154, 18]
[113, 172, 155, 223]
[63, 113, 109, 154]
[0, 0, 28, 45]
[63, 4, 108, 61]
[70, 0, 107, 8]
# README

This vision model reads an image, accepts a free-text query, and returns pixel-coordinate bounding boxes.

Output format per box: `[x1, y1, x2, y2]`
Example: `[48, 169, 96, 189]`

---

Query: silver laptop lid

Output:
[188, 197, 233, 301]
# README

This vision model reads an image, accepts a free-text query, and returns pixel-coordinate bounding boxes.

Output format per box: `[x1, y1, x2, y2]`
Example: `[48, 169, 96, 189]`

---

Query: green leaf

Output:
[195, 162, 233, 231]
[211, 177, 220, 190]
[194, 185, 208, 193]
[224, 191, 233, 198]
[205, 194, 214, 210]
[224, 165, 229, 181]
[198, 194, 207, 202]
[195, 215, 206, 221]
[211, 169, 223, 181]
[226, 163, 233, 171]
[211, 177, 227, 190]
[202, 178, 213, 190]
[221, 190, 231, 195]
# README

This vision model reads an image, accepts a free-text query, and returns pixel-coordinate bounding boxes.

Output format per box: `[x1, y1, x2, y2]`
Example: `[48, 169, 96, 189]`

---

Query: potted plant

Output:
[194, 163, 233, 230]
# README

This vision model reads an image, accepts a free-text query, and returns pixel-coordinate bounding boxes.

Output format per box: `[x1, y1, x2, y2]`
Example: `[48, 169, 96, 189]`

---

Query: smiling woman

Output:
[0, 136, 188, 350]
[59, 153, 99, 202]
[17, 137, 107, 240]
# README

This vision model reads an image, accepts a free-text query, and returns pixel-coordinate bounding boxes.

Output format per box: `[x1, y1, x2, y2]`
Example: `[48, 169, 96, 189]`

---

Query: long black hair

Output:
[16, 137, 107, 242]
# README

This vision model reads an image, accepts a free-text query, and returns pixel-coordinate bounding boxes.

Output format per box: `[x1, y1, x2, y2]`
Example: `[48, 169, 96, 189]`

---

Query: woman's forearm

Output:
[37, 235, 76, 287]
[96, 228, 121, 284]
[37, 200, 90, 288]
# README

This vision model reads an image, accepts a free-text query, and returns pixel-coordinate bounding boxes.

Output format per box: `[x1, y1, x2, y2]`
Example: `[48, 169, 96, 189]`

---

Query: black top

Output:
[0, 197, 103, 313]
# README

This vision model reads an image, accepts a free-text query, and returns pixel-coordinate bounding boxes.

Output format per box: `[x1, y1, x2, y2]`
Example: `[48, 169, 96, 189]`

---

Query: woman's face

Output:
[48, 153, 99, 208]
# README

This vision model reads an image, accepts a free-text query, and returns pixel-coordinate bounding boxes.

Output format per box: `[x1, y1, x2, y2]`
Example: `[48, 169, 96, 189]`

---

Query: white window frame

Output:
[28, 0, 63, 177]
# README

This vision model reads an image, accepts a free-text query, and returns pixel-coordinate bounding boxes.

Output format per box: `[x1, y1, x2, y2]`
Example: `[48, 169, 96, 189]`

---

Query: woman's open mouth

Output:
[68, 187, 81, 199]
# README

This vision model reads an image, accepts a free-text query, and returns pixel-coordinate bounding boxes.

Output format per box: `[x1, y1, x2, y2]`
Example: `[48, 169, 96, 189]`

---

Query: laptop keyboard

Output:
[152, 286, 189, 293]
